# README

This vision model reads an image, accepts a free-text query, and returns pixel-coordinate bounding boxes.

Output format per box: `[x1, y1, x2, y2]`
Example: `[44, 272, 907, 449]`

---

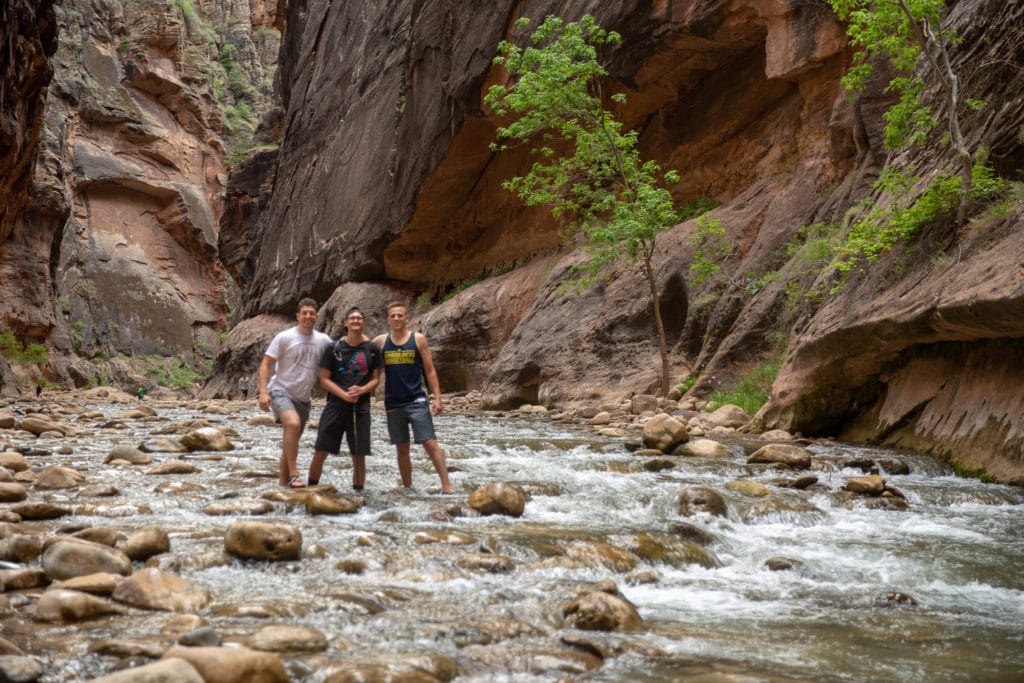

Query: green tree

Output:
[830, 0, 977, 224]
[485, 15, 681, 396]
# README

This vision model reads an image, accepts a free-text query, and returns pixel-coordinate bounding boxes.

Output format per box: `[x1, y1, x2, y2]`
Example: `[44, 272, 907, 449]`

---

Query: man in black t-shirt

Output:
[308, 307, 382, 490]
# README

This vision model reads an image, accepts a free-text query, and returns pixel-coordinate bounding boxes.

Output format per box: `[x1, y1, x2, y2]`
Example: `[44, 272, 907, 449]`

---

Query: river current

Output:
[6, 399, 1024, 682]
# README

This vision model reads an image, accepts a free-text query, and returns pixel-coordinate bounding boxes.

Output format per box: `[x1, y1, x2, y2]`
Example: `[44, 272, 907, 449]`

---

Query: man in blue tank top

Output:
[373, 302, 453, 494]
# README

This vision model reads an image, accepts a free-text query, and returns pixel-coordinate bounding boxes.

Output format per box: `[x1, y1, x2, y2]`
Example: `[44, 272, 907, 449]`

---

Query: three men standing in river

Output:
[257, 298, 453, 494]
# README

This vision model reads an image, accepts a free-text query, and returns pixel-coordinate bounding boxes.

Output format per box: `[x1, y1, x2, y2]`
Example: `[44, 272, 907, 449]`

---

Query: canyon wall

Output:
[226, 0, 1023, 481]
[0, 0, 280, 390]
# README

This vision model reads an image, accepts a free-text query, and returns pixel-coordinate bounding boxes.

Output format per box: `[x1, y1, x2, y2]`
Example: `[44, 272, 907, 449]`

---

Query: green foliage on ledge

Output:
[0, 330, 48, 364]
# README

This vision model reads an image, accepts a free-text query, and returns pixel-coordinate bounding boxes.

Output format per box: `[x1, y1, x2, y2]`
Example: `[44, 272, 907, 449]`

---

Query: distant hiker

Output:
[373, 302, 453, 494]
[258, 297, 332, 488]
[239, 374, 250, 400]
[308, 307, 381, 490]
[35, 382, 42, 398]
[138, 386, 146, 400]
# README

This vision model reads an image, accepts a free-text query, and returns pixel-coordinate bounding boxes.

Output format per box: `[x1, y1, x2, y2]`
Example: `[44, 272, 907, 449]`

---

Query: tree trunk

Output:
[644, 254, 669, 397]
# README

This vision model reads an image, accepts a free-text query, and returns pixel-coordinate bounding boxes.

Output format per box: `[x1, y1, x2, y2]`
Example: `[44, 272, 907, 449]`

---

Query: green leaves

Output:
[485, 14, 679, 284]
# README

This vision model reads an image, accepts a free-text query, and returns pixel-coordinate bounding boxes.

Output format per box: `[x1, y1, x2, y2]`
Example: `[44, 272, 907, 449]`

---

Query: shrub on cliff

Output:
[485, 15, 680, 396]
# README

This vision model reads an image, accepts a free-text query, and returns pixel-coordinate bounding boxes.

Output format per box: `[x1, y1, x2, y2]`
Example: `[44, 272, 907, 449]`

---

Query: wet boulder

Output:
[0, 452, 28, 471]
[845, 475, 886, 495]
[9, 502, 70, 520]
[78, 484, 120, 497]
[34, 588, 126, 622]
[305, 492, 360, 515]
[246, 415, 277, 427]
[624, 533, 720, 569]
[104, 446, 151, 465]
[120, 526, 170, 561]
[41, 540, 132, 580]
[139, 438, 189, 454]
[160, 646, 288, 683]
[224, 521, 302, 561]
[725, 480, 770, 497]
[642, 414, 688, 452]
[705, 404, 750, 429]
[675, 438, 732, 458]
[86, 658, 205, 683]
[0, 534, 43, 563]
[0, 483, 27, 502]
[564, 540, 640, 573]
[203, 499, 273, 516]
[414, 530, 476, 545]
[677, 486, 729, 518]
[468, 483, 526, 517]
[178, 428, 233, 452]
[246, 624, 328, 653]
[48, 572, 126, 595]
[146, 461, 200, 475]
[747, 443, 813, 470]
[33, 466, 86, 490]
[0, 567, 49, 590]
[0, 656, 42, 682]
[112, 568, 211, 612]
[562, 582, 643, 632]
[456, 553, 515, 573]
[71, 528, 121, 547]
[20, 416, 67, 435]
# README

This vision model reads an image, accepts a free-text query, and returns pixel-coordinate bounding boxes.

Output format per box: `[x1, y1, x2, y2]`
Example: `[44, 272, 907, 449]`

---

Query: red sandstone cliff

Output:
[0, 0, 280, 390]
[221, 0, 1022, 481]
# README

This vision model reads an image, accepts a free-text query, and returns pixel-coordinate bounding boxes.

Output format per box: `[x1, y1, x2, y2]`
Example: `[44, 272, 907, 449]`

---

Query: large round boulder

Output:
[111, 568, 211, 612]
[224, 521, 301, 561]
[677, 486, 729, 518]
[468, 483, 526, 517]
[641, 413, 688, 452]
[34, 588, 126, 622]
[160, 647, 288, 683]
[705, 404, 751, 429]
[120, 526, 170, 561]
[87, 658, 205, 683]
[41, 540, 132, 581]
[179, 428, 234, 452]
[561, 583, 642, 632]
[747, 443, 813, 470]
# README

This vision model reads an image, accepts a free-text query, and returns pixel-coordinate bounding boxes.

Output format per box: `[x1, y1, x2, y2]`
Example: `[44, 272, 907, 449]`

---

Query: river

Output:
[4, 398, 1023, 682]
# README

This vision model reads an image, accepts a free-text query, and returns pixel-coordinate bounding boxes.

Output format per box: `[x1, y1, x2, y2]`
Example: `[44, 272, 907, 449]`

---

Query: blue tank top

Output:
[382, 333, 425, 407]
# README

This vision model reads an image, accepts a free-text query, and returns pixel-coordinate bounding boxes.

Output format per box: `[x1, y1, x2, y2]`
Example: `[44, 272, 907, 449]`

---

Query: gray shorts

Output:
[386, 400, 436, 445]
[270, 389, 311, 432]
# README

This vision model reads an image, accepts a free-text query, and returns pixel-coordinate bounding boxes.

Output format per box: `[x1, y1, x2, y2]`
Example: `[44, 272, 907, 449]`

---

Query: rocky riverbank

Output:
[0, 385, 969, 682]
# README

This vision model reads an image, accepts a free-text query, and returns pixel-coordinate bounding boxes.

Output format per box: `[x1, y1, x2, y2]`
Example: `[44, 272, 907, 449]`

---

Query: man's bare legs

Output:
[351, 454, 366, 489]
[395, 439, 452, 494]
[396, 442, 413, 488]
[278, 409, 303, 486]
[423, 439, 453, 494]
[308, 449, 328, 485]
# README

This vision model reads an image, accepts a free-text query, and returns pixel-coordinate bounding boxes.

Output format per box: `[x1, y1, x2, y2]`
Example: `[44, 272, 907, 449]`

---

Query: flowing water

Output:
[6, 400, 1024, 682]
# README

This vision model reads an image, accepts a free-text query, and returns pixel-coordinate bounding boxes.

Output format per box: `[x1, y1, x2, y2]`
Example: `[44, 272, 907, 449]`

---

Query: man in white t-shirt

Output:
[258, 297, 333, 488]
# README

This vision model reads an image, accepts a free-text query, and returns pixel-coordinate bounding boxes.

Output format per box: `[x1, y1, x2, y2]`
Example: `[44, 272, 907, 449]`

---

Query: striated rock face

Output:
[0, 0, 228, 373]
[231, 0, 848, 404]
[754, 0, 1024, 483]
[0, 0, 57, 243]
[1, 0, 283, 392]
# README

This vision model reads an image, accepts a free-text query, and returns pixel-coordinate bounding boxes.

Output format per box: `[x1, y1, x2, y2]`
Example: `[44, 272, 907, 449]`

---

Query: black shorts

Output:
[314, 401, 371, 456]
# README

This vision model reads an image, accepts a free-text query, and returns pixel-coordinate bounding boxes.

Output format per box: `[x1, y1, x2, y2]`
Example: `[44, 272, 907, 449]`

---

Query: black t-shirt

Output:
[319, 339, 382, 406]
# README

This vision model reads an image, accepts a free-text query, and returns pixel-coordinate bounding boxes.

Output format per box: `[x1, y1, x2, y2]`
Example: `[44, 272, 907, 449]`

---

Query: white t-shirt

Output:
[265, 327, 333, 402]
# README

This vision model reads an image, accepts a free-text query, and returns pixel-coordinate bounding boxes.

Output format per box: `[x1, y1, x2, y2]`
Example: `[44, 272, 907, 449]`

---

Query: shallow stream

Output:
[5, 400, 1023, 682]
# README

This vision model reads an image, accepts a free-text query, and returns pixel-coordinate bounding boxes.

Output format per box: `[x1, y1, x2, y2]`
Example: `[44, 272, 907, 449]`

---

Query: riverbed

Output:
[2, 398, 1023, 682]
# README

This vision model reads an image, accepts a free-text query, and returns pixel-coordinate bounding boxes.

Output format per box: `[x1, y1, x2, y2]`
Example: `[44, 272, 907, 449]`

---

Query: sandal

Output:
[286, 475, 306, 488]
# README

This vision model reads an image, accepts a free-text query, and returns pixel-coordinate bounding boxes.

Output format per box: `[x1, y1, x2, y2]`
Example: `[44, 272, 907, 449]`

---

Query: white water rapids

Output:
[8, 400, 1023, 682]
